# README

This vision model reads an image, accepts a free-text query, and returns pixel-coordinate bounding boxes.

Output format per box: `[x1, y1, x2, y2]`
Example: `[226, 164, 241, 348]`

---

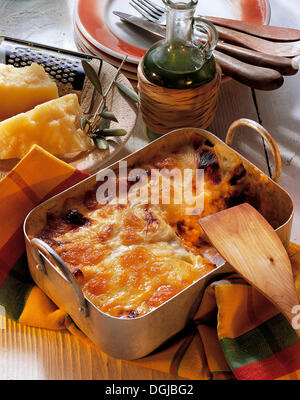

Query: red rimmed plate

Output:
[75, 0, 271, 65]
[74, 31, 138, 84]
[74, 24, 138, 75]
[75, 38, 138, 83]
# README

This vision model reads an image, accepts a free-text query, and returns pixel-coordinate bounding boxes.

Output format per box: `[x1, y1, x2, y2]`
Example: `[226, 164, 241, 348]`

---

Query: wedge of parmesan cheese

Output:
[0, 63, 59, 121]
[0, 93, 94, 159]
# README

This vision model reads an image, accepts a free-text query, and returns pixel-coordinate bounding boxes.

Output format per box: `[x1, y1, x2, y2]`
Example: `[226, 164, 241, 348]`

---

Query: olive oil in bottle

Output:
[143, 0, 218, 90]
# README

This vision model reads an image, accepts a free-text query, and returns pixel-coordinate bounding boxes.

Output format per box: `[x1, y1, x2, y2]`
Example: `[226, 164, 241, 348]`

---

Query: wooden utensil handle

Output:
[200, 204, 300, 339]
[214, 50, 284, 91]
[205, 15, 300, 42]
[225, 118, 282, 182]
[215, 25, 300, 57]
[216, 41, 299, 76]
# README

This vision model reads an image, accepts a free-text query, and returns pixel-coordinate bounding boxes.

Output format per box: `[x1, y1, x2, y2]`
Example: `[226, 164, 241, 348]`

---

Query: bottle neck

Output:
[166, 6, 195, 43]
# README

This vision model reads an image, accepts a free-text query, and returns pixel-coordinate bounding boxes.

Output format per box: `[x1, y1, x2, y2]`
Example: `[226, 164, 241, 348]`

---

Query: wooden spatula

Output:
[199, 203, 300, 337]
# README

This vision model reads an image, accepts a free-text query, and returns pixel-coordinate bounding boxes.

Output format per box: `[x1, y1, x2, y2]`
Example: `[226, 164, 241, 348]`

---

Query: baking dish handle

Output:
[225, 118, 282, 183]
[30, 238, 89, 317]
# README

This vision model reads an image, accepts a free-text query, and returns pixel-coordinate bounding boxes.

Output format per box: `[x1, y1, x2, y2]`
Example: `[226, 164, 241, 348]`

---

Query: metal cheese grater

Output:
[0, 36, 102, 92]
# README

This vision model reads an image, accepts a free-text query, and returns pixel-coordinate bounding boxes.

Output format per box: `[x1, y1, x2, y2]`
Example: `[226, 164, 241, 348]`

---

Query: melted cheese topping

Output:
[38, 139, 250, 318]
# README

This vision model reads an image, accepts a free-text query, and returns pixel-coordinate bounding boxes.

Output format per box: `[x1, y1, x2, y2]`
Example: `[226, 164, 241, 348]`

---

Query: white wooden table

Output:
[0, 0, 299, 380]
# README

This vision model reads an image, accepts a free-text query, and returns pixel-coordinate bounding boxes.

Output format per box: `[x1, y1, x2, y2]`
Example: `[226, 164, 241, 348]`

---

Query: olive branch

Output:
[81, 55, 139, 150]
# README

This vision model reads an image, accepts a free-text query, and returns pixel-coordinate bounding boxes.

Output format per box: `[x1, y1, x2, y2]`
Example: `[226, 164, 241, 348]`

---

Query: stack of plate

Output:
[74, 0, 269, 84]
[74, 0, 156, 84]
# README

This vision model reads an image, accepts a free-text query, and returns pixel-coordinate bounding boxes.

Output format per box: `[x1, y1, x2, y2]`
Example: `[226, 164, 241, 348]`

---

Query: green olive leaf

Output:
[115, 82, 139, 104]
[93, 137, 109, 150]
[102, 128, 127, 137]
[100, 111, 119, 123]
[82, 60, 103, 95]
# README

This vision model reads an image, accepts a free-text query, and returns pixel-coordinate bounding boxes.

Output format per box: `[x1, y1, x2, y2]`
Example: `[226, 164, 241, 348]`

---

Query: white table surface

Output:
[0, 0, 299, 380]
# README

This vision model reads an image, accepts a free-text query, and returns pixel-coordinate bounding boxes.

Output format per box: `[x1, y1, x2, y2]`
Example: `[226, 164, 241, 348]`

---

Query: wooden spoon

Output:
[199, 203, 300, 337]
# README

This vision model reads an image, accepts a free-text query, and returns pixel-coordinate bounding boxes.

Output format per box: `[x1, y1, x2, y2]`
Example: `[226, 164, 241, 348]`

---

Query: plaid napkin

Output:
[1, 145, 300, 380]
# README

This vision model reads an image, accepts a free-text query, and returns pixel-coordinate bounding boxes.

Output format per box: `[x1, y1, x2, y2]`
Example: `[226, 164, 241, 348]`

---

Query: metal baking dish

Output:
[24, 119, 294, 360]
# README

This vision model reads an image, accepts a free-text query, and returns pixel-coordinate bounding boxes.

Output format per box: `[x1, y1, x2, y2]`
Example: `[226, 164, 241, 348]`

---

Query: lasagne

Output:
[37, 136, 259, 318]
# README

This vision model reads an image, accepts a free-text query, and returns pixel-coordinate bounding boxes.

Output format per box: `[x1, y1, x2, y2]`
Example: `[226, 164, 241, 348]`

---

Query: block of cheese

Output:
[0, 63, 59, 121]
[0, 93, 94, 159]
